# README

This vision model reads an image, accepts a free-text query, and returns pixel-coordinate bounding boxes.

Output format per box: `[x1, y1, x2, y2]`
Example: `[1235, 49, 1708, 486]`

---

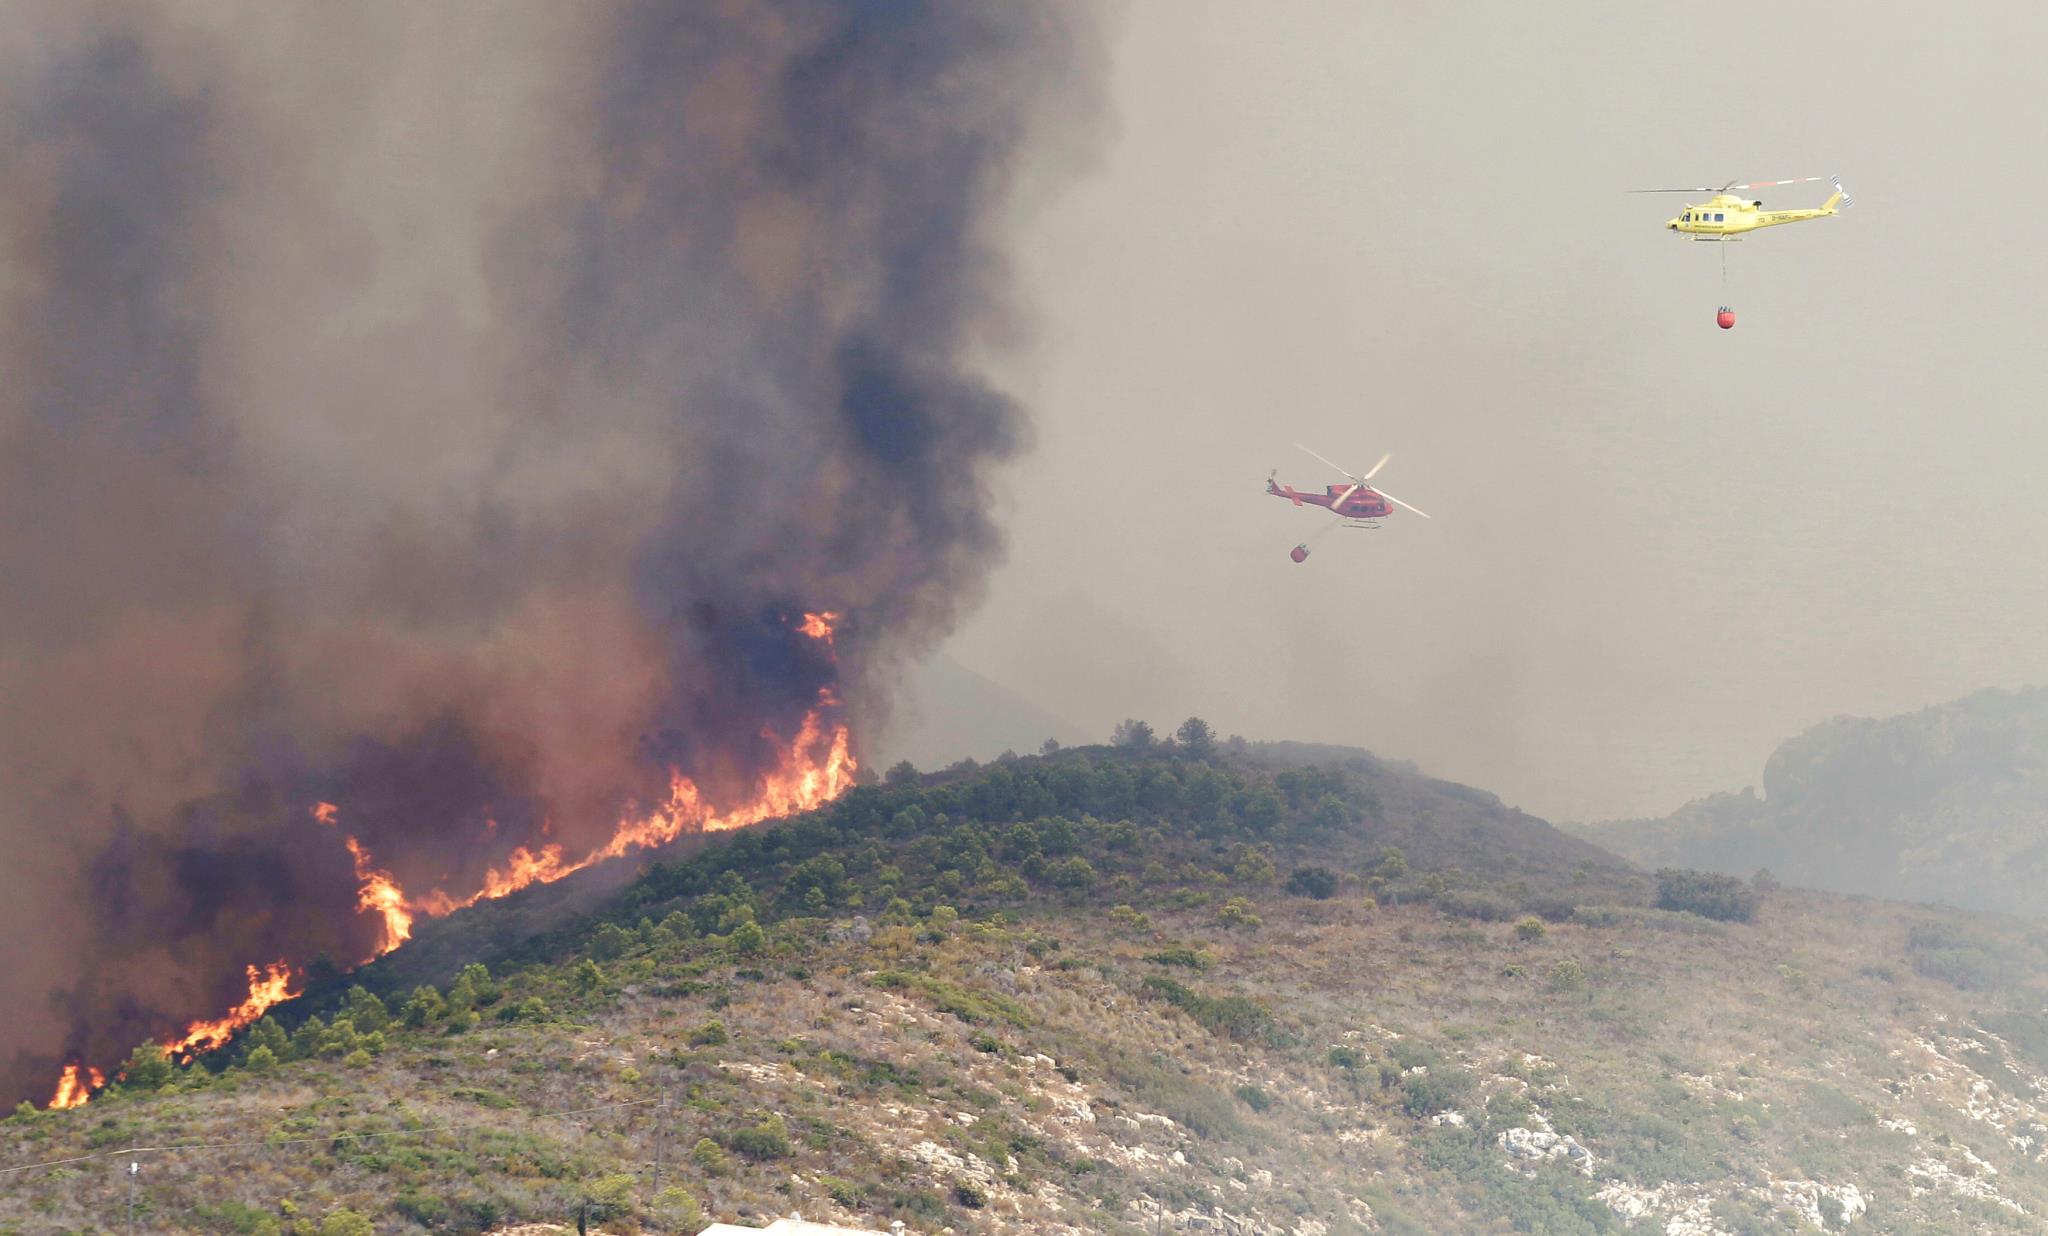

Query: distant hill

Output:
[870, 654, 1089, 772]
[15, 742, 2048, 1233]
[1571, 686, 2048, 916]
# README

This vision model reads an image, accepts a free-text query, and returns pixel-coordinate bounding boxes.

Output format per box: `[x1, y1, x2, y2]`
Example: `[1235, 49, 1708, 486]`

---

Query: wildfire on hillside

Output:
[335, 829, 415, 957]
[166, 962, 300, 1062]
[44, 616, 856, 1109]
[1, 0, 1082, 1120]
[48, 1064, 104, 1111]
[417, 695, 855, 916]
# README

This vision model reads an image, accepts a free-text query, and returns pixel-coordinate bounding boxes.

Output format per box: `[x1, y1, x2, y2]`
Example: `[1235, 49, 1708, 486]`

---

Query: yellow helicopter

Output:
[1631, 175, 1852, 240]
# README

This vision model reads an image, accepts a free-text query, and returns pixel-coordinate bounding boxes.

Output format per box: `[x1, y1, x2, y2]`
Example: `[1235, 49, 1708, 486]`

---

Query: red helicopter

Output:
[1267, 443, 1430, 563]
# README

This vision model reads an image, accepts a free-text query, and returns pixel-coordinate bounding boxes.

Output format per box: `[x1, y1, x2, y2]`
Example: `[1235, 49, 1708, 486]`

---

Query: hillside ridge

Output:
[7, 739, 2048, 1235]
[1573, 686, 2048, 916]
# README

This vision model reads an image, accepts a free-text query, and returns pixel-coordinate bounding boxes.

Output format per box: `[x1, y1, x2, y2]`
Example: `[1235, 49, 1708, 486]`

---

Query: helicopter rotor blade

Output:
[1361, 452, 1391, 481]
[1293, 442, 1361, 482]
[1371, 487, 1431, 520]
[1630, 177, 1826, 194]
[1725, 176, 1825, 190]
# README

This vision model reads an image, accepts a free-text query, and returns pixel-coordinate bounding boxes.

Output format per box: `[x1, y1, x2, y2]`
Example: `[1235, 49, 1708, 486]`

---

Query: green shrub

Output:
[1144, 946, 1214, 970]
[728, 918, 769, 955]
[318, 1210, 375, 1236]
[400, 986, 446, 1028]
[1234, 1083, 1273, 1112]
[1435, 890, 1518, 922]
[1905, 921, 2020, 991]
[726, 1113, 793, 1160]
[1514, 916, 1547, 942]
[1230, 846, 1278, 885]
[871, 970, 1030, 1026]
[1051, 856, 1099, 889]
[589, 921, 636, 960]
[1400, 1067, 1474, 1117]
[691, 1137, 730, 1174]
[1523, 894, 1578, 923]
[118, 1042, 175, 1091]
[654, 1185, 704, 1230]
[1140, 975, 1273, 1041]
[1547, 959, 1588, 992]
[1218, 896, 1262, 931]
[1285, 866, 1340, 899]
[690, 1018, 730, 1047]
[1654, 868, 1759, 923]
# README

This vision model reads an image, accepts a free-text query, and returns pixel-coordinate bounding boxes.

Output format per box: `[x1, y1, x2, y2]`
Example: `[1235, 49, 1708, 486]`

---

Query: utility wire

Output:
[0, 1096, 658, 1179]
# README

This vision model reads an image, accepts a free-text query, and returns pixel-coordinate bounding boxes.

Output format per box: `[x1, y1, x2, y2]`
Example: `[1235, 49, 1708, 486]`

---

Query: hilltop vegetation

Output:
[8, 735, 2048, 1234]
[1575, 687, 2048, 917]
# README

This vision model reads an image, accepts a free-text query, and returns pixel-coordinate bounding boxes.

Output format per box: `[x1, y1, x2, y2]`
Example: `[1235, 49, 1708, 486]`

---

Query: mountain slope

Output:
[7, 745, 2048, 1235]
[1573, 687, 2048, 916]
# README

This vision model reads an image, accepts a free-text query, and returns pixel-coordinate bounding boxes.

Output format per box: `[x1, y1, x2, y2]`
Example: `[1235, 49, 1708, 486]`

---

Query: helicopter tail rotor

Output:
[1827, 175, 1854, 210]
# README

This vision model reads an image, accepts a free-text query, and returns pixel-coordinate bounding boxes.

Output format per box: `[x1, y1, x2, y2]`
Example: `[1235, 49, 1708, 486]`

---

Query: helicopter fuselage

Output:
[1267, 479, 1392, 521]
[1667, 191, 1844, 237]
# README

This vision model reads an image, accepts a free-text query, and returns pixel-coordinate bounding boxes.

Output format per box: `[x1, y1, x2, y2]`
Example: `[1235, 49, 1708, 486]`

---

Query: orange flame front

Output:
[166, 961, 298, 1059]
[48, 1064, 104, 1110]
[420, 690, 855, 914]
[46, 612, 855, 1108]
[412, 610, 854, 912]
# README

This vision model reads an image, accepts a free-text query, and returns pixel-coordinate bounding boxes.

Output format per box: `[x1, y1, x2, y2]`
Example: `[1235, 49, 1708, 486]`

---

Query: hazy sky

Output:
[919, 1, 2048, 821]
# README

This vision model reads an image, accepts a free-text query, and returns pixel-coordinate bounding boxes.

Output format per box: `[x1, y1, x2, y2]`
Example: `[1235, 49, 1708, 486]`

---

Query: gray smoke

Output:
[0, 1, 1100, 1106]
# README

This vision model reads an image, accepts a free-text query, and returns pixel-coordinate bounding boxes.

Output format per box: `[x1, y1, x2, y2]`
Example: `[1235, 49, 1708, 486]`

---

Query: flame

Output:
[46, 612, 856, 1104]
[166, 961, 299, 1059]
[48, 1063, 105, 1110]
[422, 693, 855, 913]
[311, 803, 413, 955]
[799, 611, 838, 644]
[344, 837, 414, 955]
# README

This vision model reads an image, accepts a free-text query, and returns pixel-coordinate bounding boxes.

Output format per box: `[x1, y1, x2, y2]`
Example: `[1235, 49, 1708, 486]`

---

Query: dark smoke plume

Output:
[0, 2, 1100, 1106]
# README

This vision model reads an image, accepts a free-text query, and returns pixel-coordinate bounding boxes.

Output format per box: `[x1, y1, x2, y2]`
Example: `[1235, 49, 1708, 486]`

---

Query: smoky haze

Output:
[0, 2, 1100, 1107]
[938, 2, 2048, 824]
